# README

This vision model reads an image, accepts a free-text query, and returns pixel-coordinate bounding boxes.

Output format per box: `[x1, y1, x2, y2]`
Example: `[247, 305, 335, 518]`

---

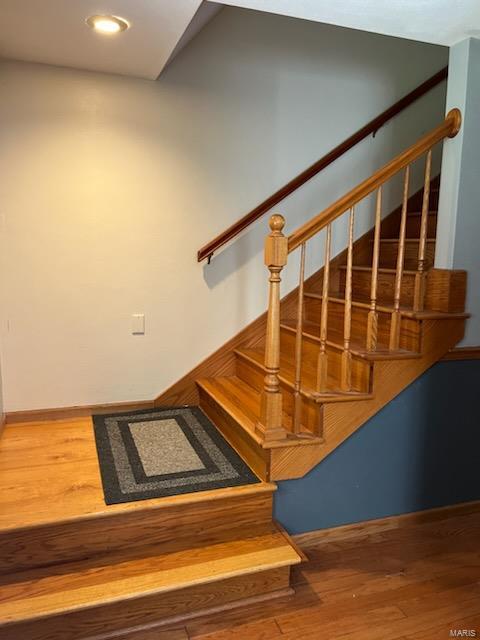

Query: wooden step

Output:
[234, 347, 372, 435]
[234, 348, 325, 435]
[372, 237, 435, 270]
[197, 377, 269, 480]
[0, 419, 276, 574]
[197, 377, 324, 482]
[236, 343, 374, 397]
[197, 376, 323, 442]
[280, 319, 420, 362]
[0, 523, 301, 640]
[339, 264, 417, 306]
[276, 331, 371, 393]
[303, 292, 422, 352]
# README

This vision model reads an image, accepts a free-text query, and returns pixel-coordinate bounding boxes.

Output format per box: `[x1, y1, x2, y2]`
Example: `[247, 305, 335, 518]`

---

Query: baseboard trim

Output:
[5, 400, 154, 425]
[292, 499, 480, 549]
[441, 346, 480, 361]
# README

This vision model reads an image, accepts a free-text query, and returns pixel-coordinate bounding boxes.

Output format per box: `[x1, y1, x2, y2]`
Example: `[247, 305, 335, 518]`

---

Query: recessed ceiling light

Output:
[86, 15, 130, 34]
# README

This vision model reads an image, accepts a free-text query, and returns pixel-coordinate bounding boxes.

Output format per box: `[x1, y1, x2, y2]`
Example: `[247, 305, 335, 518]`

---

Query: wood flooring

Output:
[151, 505, 480, 640]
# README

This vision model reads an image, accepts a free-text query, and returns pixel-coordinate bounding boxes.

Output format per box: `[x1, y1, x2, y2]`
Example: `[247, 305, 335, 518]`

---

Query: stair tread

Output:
[197, 377, 323, 442]
[0, 523, 301, 625]
[280, 319, 420, 361]
[408, 209, 438, 216]
[236, 347, 374, 396]
[338, 264, 418, 275]
[304, 290, 469, 320]
[377, 238, 436, 243]
[0, 418, 276, 533]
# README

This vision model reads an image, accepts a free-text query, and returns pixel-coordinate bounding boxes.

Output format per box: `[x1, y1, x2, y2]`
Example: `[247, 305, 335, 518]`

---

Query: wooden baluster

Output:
[414, 150, 432, 311]
[316, 224, 331, 393]
[293, 243, 306, 435]
[341, 208, 355, 391]
[256, 214, 288, 442]
[366, 188, 382, 351]
[389, 165, 410, 350]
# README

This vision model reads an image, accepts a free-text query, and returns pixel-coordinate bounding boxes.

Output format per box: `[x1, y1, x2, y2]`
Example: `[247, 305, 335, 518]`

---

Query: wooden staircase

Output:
[196, 109, 468, 481]
[0, 109, 468, 639]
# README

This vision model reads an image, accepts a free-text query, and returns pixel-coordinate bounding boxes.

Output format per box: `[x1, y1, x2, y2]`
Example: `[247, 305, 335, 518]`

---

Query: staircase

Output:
[0, 109, 468, 639]
[196, 108, 467, 481]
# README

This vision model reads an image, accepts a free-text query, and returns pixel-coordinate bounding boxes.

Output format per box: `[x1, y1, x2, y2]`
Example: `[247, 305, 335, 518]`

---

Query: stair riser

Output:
[375, 241, 435, 270]
[404, 213, 437, 238]
[430, 188, 439, 209]
[304, 297, 422, 352]
[235, 357, 321, 435]
[340, 269, 416, 307]
[0, 492, 273, 575]
[198, 387, 269, 481]
[0, 567, 291, 640]
[279, 328, 371, 393]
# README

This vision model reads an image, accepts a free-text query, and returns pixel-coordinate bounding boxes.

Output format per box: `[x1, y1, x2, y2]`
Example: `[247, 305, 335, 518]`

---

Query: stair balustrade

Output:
[256, 109, 461, 440]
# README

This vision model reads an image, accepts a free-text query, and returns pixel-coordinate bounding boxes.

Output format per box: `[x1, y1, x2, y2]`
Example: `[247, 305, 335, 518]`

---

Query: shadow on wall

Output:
[203, 220, 264, 289]
[274, 360, 480, 535]
[200, 78, 447, 292]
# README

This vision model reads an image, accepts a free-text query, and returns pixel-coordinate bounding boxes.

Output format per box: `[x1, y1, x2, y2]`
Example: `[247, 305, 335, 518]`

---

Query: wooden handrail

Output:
[197, 66, 448, 262]
[287, 108, 461, 253]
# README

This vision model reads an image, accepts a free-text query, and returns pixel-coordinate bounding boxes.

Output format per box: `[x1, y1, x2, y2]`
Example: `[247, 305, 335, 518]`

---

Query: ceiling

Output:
[214, 0, 480, 47]
[0, 0, 221, 79]
[1, 1, 478, 81]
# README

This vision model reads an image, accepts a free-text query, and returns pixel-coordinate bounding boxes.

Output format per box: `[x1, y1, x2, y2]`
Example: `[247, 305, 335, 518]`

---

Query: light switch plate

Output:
[132, 314, 145, 335]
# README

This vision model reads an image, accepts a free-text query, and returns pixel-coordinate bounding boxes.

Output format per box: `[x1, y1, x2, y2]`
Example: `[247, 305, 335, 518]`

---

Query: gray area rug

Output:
[92, 406, 260, 505]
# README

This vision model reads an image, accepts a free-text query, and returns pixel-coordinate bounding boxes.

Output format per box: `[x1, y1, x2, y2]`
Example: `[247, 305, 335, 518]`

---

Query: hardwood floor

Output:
[154, 507, 480, 640]
[0, 417, 274, 531]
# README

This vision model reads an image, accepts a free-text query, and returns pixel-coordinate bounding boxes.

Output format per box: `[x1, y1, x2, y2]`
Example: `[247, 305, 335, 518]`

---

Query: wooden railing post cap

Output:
[269, 214, 285, 233]
[447, 108, 462, 138]
[265, 214, 288, 267]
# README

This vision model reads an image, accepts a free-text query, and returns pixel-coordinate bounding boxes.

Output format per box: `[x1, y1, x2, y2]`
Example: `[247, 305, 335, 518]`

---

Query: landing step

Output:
[0, 419, 276, 574]
[0, 523, 300, 640]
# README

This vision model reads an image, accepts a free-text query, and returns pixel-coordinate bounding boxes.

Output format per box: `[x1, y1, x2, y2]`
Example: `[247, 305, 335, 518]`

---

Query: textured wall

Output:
[0, 8, 447, 411]
[274, 360, 480, 534]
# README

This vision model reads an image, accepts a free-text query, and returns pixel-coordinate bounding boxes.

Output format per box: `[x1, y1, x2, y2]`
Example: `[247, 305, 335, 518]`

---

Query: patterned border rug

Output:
[92, 406, 260, 505]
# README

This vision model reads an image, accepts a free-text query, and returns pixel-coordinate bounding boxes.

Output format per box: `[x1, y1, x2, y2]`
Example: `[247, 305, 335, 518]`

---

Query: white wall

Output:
[0, 8, 448, 411]
[436, 38, 480, 345]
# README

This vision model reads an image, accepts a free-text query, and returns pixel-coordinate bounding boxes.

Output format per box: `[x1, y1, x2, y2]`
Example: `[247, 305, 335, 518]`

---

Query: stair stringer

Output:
[268, 316, 466, 480]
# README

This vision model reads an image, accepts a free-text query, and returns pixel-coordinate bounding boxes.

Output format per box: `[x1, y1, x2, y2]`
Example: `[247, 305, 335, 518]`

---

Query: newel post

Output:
[256, 214, 288, 442]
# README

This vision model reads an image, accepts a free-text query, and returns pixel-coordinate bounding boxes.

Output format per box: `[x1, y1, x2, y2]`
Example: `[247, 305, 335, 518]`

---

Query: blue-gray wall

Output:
[274, 360, 480, 534]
